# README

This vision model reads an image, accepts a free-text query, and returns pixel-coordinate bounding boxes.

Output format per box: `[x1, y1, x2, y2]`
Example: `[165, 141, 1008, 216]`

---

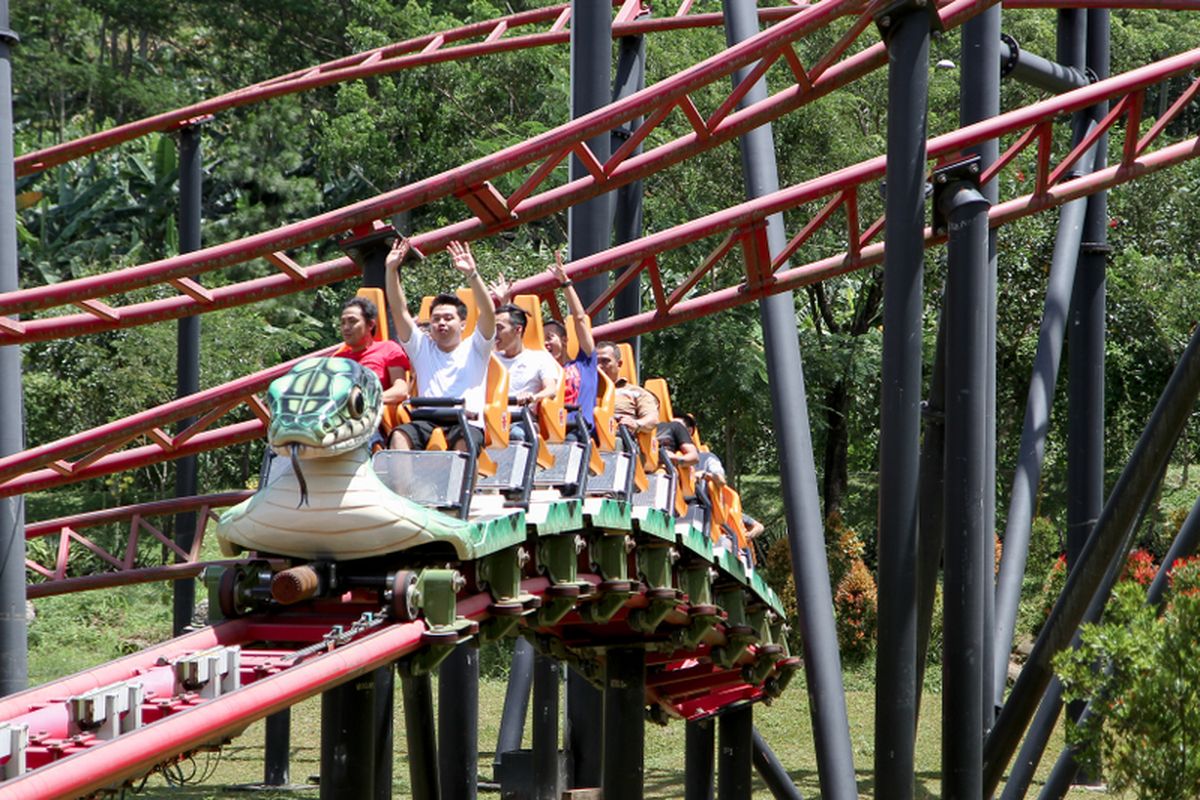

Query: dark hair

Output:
[679, 412, 697, 433]
[342, 296, 379, 333]
[543, 319, 567, 340]
[496, 304, 527, 330]
[430, 292, 468, 321]
[594, 340, 621, 360]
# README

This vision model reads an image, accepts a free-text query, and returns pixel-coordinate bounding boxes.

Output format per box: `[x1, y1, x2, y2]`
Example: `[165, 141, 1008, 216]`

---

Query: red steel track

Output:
[5, 0, 1199, 346]
[0, 0, 932, 326]
[24, 492, 252, 598]
[14, 1, 819, 179]
[7, 2, 1200, 795]
[5, 44, 1200, 499]
[0, 582, 787, 798]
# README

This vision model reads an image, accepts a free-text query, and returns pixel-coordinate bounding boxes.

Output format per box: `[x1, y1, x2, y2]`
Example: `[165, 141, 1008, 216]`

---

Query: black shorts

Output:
[395, 419, 485, 451]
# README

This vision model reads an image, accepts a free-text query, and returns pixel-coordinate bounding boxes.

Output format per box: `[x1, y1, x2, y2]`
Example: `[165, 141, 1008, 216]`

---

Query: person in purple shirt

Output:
[541, 252, 597, 442]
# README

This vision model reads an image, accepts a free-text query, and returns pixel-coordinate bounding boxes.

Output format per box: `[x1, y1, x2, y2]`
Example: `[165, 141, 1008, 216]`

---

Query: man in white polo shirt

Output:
[384, 237, 495, 452]
[493, 303, 561, 440]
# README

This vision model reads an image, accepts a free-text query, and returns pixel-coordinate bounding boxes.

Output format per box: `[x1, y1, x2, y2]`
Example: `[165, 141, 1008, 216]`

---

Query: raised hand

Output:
[488, 271, 512, 304]
[548, 249, 569, 285]
[447, 240, 477, 277]
[385, 236, 411, 271]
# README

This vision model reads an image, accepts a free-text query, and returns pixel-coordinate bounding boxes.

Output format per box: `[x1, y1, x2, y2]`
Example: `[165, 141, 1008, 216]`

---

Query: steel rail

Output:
[0, 347, 334, 486]
[2, 41, 1198, 497]
[0, 619, 430, 799]
[0, 579, 777, 797]
[24, 492, 253, 599]
[0, 0, 982, 343]
[0, 0, 863, 319]
[12, 0, 1196, 345]
[14, 3, 819, 178]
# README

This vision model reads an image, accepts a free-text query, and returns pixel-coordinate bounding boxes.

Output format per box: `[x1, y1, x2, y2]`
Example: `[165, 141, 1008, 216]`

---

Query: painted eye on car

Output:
[348, 387, 365, 419]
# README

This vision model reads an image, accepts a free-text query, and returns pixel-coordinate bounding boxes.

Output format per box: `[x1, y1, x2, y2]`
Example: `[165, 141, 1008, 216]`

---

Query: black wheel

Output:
[390, 570, 420, 621]
[218, 567, 244, 619]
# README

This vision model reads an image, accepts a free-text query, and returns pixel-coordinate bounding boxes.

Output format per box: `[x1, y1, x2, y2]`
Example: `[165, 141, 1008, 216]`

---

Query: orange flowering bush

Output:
[834, 557, 878, 662]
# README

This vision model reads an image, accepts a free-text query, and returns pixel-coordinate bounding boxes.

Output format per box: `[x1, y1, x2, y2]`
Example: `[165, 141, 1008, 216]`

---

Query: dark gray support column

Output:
[685, 719, 715, 800]
[914, 319, 945, 704]
[374, 667, 395, 798]
[263, 709, 292, 786]
[495, 637, 534, 771]
[566, 667, 602, 789]
[961, 3, 1001, 734]
[938, 177, 991, 799]
[752, 728, 804, 800]
[718, 707, 753, 800]
[440, 645, 479, 800]
[0, 2, 25, 698]
[1063, 10, 1110, 791]
[567, 0, 612, 320]
[401, 669, 440, 800]
[566, 4, 611, 781]
[532, 653, 562, 800]
[991, 131, 1099, 710]
[322, 673, 380, 800]
[983, 322, 1200, 795]
[172, 123, 202, 636]
[875, 5, 934, 797]
[721, 3, 857, 797]
[999, 34, 1091, 94]
[999, 684, 1064, 800]
[611, 27, 646, 369]
[602, 647, 645, 800]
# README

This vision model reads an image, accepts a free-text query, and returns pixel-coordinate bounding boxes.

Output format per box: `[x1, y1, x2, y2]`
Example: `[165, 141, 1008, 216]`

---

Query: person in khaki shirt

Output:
[595, 341, 659, 434]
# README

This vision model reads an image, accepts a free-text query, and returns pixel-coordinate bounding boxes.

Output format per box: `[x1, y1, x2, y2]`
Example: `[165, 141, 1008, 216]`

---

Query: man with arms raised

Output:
[385, 237, 496, 452]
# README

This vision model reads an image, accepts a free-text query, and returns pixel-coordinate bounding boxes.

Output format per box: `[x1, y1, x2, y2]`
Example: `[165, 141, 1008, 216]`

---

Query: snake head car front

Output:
[266, 357, 383, 459]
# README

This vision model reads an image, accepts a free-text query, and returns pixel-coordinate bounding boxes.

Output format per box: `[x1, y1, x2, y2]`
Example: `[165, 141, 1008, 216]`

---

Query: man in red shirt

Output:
[337, 296, 411, 406]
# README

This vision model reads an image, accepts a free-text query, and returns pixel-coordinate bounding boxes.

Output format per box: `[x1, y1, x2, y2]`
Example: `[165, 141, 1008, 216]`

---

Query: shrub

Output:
[834, 557, 878, 662]
[1054, 559, 1200, 800]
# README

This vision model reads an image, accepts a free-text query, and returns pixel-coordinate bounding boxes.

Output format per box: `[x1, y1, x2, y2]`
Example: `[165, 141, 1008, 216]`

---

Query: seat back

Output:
[456, 288, 480, 338]
[643, 377, 674, 423]
[484, 355, 510, 449]
[513, 294, 568, 444]
[617, 342, 637, 385]
[593, 371, 618, 452]
[565, 310, 592, 361]
[721, 485, 753, 562]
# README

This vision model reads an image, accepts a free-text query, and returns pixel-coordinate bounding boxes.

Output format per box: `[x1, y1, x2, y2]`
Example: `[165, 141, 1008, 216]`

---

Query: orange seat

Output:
[565, 309, 591, 362]
[617, 342, 638, 385]
[484, 355, 510, 449]
[512, 294, 568, 446]
[722, 485, 753, 563]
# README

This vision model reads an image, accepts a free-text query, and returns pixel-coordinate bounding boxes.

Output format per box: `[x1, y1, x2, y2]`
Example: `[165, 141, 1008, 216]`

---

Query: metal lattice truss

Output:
[6, 28, 1200, 500]
[0, 0, 931, 342]
[0, 347, 335, 497]
[14, 1, 820, 178]
[24, 493, 252, 598]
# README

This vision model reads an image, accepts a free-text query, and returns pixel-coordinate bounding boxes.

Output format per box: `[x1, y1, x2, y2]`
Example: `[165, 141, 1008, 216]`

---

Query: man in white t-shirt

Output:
[494, 303, 561, 440]
[385, 237, 496, 452]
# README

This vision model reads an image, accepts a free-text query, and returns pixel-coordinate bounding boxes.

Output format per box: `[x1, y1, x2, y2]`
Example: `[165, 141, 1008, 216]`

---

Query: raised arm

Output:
[549, 251, 594, 356]
[385, 237, 417, 343]
[448, 241, 495, 340]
